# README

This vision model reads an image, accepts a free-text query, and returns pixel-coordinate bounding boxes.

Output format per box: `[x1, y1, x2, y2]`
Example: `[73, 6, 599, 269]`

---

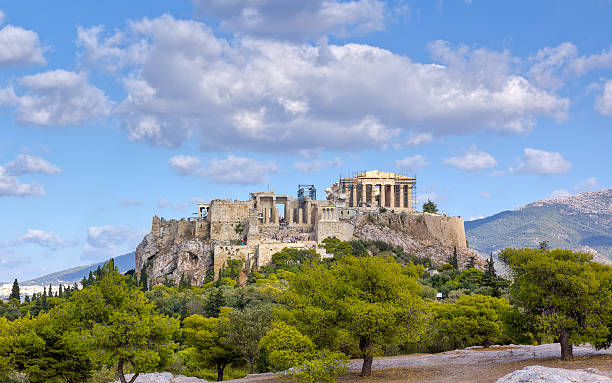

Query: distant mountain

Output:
[22, 252, 136, 286]
[466, 189, 612, 262]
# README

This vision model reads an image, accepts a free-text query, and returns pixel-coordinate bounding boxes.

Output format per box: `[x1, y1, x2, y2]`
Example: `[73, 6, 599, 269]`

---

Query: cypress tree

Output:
[204, 288, 226, 317]
[466, 256, 476, 269]
[448, 247, 459, 269]
[9, 278, 20, 301]
[24, 294, 30, 303]
[139, 269, 148, 291]
[58, 284, 64, 298]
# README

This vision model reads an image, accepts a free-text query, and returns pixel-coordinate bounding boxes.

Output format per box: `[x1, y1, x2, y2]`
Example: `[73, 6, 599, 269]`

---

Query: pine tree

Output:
[179, 273, 191, 291]
[139, 269, 149, 292]
[467, 256, 476, 269]
[48, 283, 53, 297]
[9, 278, 20, 301]
[58, 284, 64, 298]
[485, 253, 497, 279]
[24, 294, 30, 303]
[204, 289, 226, 318]
[448, 247, 459, 269]
[422, 199, 438, 214]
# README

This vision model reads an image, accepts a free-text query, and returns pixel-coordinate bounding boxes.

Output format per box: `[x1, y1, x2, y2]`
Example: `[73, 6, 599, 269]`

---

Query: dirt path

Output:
[228, 344, 612, 383]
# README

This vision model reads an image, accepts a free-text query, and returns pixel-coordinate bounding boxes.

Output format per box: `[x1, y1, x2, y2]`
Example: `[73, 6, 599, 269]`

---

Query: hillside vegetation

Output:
[466, 189, 612, 261]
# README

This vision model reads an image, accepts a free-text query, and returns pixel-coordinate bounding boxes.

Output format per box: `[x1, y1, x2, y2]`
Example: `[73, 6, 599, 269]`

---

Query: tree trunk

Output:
[217, 363, 226, 381]
[559, 328, 573, 360]
[117, 357, 139, 383]
[359, 337, 373, 377]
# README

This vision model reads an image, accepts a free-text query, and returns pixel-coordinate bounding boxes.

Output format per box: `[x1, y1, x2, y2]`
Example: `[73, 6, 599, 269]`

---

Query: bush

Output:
[290, 351, 349, 383]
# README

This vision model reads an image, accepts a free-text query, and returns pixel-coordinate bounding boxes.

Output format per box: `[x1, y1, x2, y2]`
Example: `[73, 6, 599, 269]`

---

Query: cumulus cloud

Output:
[395, 155, 429, 171]
[0, 165, 45, 197]
[83, 225, 144, 259]
[0, 23, 45, 67]
[595, 79, 612, 117]
[404, 133, 433, 147]
[190, 0, 387, 40]
[515, 148, 571, 175]
[574, 177, 598, 191]
[203, 155, 278, 184]
[15, 229, 63, 250]
[527, 42, 578, 90]
[550, 189, 571, 198]
[4, 153, 60, 176]
[75, 15, 568, 152]
[293, 157, 342, 173]
[169, 153, 278, 184]
[443, 146, 497, 171]
[0, 70, 111, 126]
[168, 155, 202, 175]
[158, 198, 189, 211]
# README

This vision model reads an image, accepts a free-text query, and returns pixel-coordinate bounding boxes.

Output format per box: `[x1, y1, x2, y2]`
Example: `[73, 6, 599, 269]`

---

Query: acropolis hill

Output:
[135, 170, 482, 285]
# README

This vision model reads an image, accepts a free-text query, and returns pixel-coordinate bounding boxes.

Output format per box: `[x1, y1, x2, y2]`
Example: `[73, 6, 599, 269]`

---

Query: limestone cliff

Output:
[352, 211, 485, 268]
[135, 217, 213, 285]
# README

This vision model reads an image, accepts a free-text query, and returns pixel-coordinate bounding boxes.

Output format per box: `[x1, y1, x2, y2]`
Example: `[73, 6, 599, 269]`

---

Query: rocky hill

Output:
[23, 252, 135, 286]
[466, 189, 612, 262]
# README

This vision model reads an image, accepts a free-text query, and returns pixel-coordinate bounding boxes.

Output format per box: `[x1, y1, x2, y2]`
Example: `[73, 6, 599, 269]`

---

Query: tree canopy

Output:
[500, 248, 612, 360]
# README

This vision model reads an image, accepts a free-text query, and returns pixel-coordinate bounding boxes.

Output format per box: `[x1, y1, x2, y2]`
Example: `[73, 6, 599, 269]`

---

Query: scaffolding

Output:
[297, 184, 316, 208]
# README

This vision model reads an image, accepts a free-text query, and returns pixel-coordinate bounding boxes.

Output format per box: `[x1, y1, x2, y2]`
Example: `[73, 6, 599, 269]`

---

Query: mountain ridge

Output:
[465, 189, 612, 262]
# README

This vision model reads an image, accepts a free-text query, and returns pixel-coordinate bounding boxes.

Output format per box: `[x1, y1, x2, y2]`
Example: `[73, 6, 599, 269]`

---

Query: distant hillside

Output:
[22, 252, 135, 286]
[466, 189, 612, 262]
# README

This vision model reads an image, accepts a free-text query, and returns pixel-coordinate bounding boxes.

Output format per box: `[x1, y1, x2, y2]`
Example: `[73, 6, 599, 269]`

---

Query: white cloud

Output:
[4, 153, 60, 176]
[158, 198, 189, 211]
[516, 148, 571, 175]
[203, 155, 279, 184]
[168, 155, 202, 175]
[15, 229, 63, 250]
[0, 24, 45, 67]
[76, 15, 568, 152]
[443, 146, 497, 171]
[550, 189, 571, 198]
[571, 44, 612, 76]
[395, 155, 429, 171]
[595, 79, 612, 117]
[190, 0, 387, 40]
[293, 157, 342, 173]
[574, 177, 598, 191]
[168, 153, 278, 184]
[527, 42, 577, 91]
[0, 11, 5, 25]
[480, 192, 491, 199]
[0, 165, 45, 197]
[468, 216, 484, 221]
[83, 225, 144, 259]
[405, 133, 433, 147]
[0, 70, 111, 126]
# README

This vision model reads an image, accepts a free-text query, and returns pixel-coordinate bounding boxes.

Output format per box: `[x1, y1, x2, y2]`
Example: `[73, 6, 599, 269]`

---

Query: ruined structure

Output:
[136, 170, 479, 285]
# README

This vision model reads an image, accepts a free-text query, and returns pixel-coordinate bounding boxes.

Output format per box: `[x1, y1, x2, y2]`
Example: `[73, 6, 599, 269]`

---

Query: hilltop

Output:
[22, 252, 135, 286]
[466, 189, 612, 262]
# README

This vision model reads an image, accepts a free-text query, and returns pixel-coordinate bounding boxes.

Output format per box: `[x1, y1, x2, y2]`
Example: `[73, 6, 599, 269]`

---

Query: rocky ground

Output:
[111, 344, 612, 383]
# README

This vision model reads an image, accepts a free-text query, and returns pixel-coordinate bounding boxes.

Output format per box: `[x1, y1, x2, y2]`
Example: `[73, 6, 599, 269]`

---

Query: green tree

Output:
[425, 294, 511, 351]
[204, 289, 226, 318]
[60, 262, 179, 383]
[259, 321, 316, 371]
[182, 310, 242, 381]
[422, 199, 438, 214]
[9, 279, 20, 301]
[283, 255, 427, 376]
[500, 248, 612, 360]
[220, 306, 273, 373]
[448, 247, 459, 270]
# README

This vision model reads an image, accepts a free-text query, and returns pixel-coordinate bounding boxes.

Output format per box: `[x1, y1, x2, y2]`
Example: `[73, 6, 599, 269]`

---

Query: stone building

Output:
[326, 170, 416, 211]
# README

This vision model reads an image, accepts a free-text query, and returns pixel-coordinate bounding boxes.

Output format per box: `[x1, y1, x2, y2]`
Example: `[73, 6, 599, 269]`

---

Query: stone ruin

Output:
[135, 170, 475, 285]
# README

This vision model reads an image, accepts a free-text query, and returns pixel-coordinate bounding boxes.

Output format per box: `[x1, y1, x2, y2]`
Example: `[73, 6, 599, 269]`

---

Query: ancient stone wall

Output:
[208, 200, 253, 222]
[316, 221, 354, 242]
[212, 244, 257, 278]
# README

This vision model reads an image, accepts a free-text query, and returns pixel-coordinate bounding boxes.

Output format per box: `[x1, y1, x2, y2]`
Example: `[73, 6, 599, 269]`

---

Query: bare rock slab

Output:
[111, 373, 208, 383]
[495, 365, 612, 383]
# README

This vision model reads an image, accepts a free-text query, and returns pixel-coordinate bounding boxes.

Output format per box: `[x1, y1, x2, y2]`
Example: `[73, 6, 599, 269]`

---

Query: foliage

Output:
[182, 310, 243, 381]
[60, 262, 180, 383]
[423, 294, 511, 352]
[290, 350, 349, 383]
[259, 322, 315, 371]
[422, 199, 438, 214]
[500, 248, 612, 360]
[9, 280, 20, 301]
[282, 255, 427, 376]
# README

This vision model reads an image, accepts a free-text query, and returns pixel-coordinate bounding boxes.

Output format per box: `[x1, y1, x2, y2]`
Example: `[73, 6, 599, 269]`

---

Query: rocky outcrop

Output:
[352, 211, 485, 268]
[112, 373, 207, 383]
[136, 217, 213, 286]
[495, 365, 612, 383]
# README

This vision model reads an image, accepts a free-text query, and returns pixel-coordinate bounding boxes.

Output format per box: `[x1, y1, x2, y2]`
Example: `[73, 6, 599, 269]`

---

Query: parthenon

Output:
[326, 170, 416, 211]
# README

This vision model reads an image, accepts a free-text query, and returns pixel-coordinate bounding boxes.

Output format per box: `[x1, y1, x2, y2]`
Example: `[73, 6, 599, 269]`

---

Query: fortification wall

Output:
[255, 241, 319, 267]
[316, 221, 354, 242]
[212, 244, 257, 278]
[210, 222, 245, 242]
[208, 200, 252, 222]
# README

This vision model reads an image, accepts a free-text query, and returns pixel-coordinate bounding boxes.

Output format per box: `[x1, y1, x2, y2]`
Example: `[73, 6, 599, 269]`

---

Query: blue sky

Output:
[1, 0, 612, 281]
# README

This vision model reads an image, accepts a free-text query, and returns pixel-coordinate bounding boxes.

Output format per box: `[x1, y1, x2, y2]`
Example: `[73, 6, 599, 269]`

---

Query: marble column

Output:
[399, 185, 404, 208]
[390, 185, 395, 208]
[263, 208, 269, 224]
[298, 209, 303, 225]
[380, 184, 385, 208]
[351, 184, 356, 207]
[288, 207, 294, 224]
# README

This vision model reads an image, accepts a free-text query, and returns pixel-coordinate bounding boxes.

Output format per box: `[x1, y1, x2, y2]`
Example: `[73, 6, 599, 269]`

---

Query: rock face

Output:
[352, 211, 485, 268]
[495, 365, 612, 383]
[135, 217, 213, 285]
